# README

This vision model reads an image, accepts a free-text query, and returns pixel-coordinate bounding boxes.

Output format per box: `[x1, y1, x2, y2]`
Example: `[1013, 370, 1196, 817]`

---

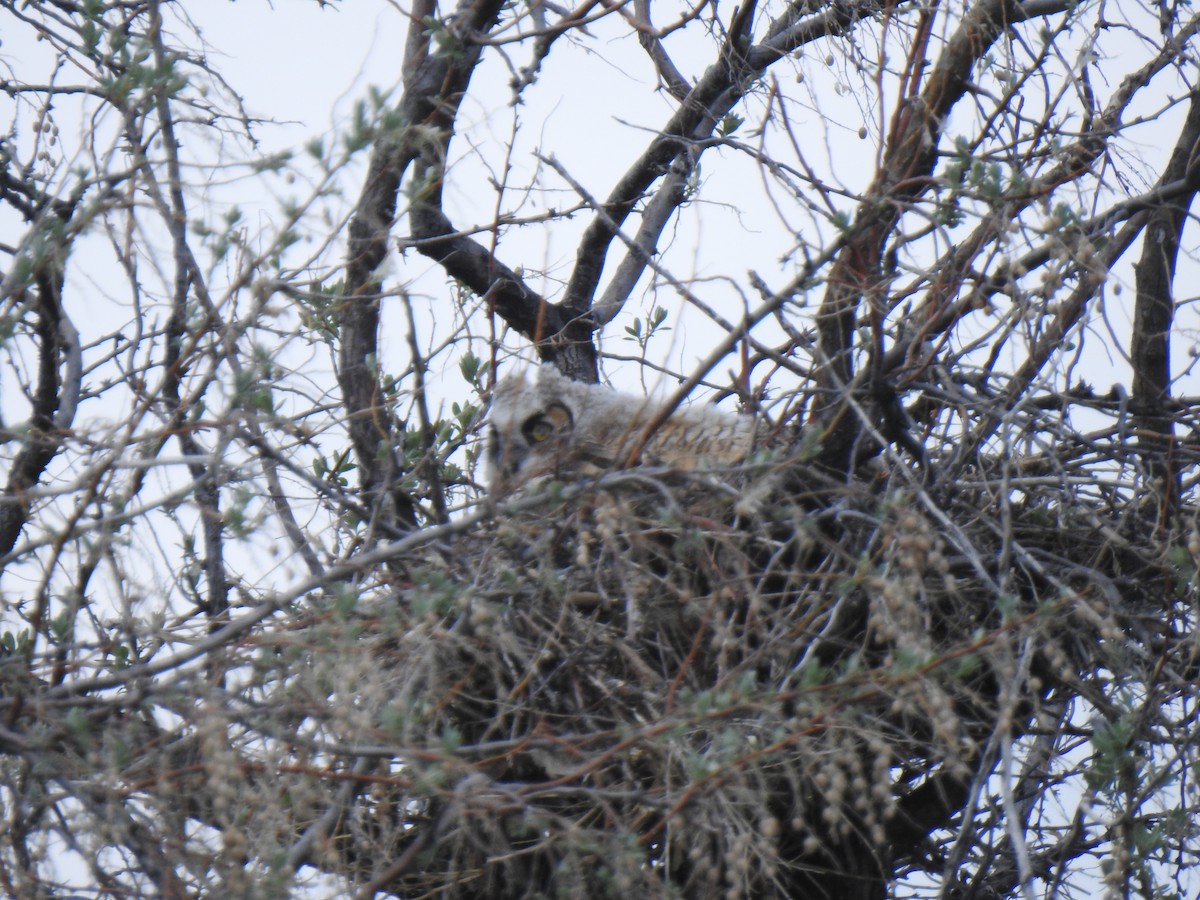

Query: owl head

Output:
[486, 368, 566, 490]
[485, 366, 623, 492]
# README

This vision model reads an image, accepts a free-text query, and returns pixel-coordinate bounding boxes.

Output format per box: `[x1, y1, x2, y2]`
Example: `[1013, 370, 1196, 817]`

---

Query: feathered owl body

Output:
[486, 366, 757, 492]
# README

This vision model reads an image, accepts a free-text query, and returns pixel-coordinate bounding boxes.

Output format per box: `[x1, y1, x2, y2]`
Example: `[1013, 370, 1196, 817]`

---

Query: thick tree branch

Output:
[812, 0, 1019, 474]
[1130, 89, 1200, 522]
[0, 202, 77, 564]
[339, 0, 509, 528]
[560, 0, 879, 347]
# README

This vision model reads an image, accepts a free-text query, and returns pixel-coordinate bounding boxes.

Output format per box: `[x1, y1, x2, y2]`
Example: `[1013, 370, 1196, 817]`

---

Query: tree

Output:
[1, 0, 1198, 896]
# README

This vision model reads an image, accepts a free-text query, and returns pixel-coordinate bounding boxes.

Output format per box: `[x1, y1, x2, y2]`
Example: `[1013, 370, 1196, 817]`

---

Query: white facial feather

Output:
[486, 366, 756, 491]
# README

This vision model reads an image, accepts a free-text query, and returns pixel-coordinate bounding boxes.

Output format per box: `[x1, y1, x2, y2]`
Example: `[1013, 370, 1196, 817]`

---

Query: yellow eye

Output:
[521, 403, 572, 445]
[525, 417, 554, 442]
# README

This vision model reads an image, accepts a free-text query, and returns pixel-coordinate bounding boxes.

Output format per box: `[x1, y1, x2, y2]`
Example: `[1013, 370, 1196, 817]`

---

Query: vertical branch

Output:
[0, 200, 78, 564]
[339, 0, 506, 531]
[1130, 89, 1200, 531]
[340, 138, 415, 533]
[146, 2, 229, 650]
[811, 0, 1017, 475]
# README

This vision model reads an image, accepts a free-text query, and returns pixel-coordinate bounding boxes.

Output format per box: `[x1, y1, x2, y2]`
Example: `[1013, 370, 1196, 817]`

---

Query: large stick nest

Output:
[250, 441, 1190, 898]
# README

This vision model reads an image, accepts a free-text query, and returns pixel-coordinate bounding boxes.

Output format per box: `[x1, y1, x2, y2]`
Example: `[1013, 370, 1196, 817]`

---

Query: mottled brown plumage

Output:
[486, 366, 757, 492]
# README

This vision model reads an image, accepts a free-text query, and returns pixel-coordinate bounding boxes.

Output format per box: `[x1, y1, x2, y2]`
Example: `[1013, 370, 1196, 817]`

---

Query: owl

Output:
[486, 365, 758, 492]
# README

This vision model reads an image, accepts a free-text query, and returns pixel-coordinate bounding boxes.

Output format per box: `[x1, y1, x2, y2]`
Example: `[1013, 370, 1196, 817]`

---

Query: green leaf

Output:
[719, 113, 743, 137]
[459, 351, 482, 385]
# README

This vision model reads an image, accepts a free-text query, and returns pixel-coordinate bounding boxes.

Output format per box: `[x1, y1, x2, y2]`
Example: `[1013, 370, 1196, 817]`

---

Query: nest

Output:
[245, 444, 1190, 899]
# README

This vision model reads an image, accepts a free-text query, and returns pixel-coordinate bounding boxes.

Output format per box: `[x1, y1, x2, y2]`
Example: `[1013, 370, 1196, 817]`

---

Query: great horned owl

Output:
[486, 365, 757, 492]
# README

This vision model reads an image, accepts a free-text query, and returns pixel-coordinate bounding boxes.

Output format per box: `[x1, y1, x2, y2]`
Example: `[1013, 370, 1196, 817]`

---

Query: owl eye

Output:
[523, 415, 555, 443]
[521, 402, 573, 444]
